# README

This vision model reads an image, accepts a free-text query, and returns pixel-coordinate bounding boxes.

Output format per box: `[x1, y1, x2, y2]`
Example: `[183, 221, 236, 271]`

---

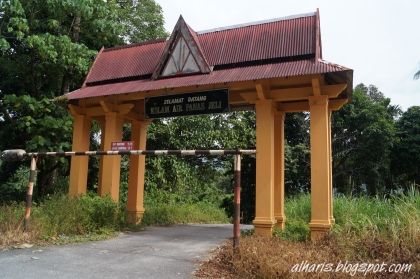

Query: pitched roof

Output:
[68, 10, 352, 100]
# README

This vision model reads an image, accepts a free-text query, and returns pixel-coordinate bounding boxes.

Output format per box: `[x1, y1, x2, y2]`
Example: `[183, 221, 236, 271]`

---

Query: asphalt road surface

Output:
[0, 224, 249, 279]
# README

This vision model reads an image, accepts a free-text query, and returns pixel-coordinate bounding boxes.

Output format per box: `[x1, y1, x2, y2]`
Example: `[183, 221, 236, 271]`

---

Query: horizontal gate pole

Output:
[0, 148, 255, 247]
[1, 149, 256, 160]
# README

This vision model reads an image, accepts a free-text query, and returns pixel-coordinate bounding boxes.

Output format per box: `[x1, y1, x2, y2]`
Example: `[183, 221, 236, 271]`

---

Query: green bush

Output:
[34, 194, 119, 236]
[0, 166, 30, 202]
[142, 201, 228, 226]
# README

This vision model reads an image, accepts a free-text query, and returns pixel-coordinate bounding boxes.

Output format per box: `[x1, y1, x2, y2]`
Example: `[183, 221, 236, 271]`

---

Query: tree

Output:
[391, 106, 420, 187]
[332, 84, 399, 195]
[414, 69, 420, 79]
[0, 0, 166, 200]
[118, 0, 167, 43]
[284, 113, 310, 194]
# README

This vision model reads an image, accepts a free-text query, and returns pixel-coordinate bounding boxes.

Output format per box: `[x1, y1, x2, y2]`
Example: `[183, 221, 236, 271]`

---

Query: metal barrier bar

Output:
[1, 149, 255, 160]
[1, 149, 255, 247]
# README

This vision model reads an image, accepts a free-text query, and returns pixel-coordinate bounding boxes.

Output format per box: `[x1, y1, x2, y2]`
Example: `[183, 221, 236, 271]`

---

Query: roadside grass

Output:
[142, 201, 229, 225]
[0, 193, 228, 249]
[0, 194, 120, 249]
[197, 189, 420, 278]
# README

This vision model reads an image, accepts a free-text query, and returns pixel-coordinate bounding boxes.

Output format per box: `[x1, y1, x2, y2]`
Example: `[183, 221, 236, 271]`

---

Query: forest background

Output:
[0, 0, 419, 224]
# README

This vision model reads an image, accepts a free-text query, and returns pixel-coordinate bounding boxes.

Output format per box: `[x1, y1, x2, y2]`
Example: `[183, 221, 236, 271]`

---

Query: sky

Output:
[155, 0, 419, 110]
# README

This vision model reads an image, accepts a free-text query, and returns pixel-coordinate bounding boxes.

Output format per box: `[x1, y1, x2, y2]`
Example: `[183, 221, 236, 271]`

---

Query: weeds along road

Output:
[0, 224, 250, 279]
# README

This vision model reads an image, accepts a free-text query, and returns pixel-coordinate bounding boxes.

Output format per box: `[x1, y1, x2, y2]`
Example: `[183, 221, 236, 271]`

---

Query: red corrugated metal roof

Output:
[68, 11, 352, 100]
[84, 12, 318, 85]
[85, 39, 166, 83]
[67, 59, 350, 100]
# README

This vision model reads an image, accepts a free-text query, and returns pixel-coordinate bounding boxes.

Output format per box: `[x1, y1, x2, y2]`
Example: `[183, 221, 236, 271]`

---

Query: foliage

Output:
[141, 201, 228, 226]
[284, 113, 310, 194]
[414, 69, 420, 79]
[118, 0, 167, 43]
[391, 106, 420, 187]
[271, 189, 420, 246]
[136, 112, 255, 206]
[0, 165, 29, 202]
[0, 194, 120, 248]
[0, 0, 166, 198]
[332, 84, 400, 195]
[0, 95, 72, 197]
[36, 194, 119, 236]
[0, 1, 418, 236]
[0, 192, 230, 248]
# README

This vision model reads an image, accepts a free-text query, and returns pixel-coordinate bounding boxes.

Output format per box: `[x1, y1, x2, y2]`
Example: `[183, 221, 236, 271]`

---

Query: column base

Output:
[253, 218, 276, 237]
[126, 210, 144, 225]
[309, 221, 332, 242]
[330, 217, 335, 224]
[274, 215, 286, 230]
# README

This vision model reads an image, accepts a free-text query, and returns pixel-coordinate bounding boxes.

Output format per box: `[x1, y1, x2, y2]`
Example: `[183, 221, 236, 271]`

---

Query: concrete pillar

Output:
[309, 95, 332, 241]
[328, 110, 335, 224]
[69, 114, 91, 197]
[100, 112, 123, 202]
[274, 111, 286, 230]
[126, 120, 149, 224]
[253, 99, 276, 236]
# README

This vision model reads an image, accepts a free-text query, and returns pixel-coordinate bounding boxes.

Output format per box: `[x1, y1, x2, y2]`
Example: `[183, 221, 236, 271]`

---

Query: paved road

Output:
[0, 224, 248, 279]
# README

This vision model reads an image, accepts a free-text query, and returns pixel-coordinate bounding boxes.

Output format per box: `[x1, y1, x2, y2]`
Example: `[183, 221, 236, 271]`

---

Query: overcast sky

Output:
[155, 0, 419, 110]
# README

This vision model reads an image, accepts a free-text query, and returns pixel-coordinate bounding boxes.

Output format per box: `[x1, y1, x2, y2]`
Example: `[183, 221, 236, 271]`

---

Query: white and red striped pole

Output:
[233, 154, 241, 250]
[23, 156, 37, 232]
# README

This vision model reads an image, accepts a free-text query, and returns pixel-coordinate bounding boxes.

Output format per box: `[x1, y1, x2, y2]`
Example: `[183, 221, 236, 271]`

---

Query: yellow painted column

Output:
[126, 120, 149, 224]
[69, 114, 91, 197]
[100, 112, 123, 202]
[274, 111, 286, 230]
[328, 110, 335, 224]
[253, 99, 276, 236]
[309, 95, 332, 241]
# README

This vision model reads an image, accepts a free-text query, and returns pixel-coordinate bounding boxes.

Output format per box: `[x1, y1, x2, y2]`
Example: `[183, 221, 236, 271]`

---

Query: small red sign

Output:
[111, 141, 134, 151]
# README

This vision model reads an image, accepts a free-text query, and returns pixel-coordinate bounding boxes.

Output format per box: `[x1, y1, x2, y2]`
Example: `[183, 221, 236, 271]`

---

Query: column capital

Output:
[68, 104, 88, 118]
[274, 110, 286, 119]
[308, 95, 329, 106]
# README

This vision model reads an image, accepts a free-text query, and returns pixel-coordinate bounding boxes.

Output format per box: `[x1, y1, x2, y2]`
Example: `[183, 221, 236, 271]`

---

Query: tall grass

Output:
[142, 201, 228, 225]
[274, 189, 420, 247]
[0, 194, 119, 248]
[200, 190, 420, 278]
[0, 193, 228, 249]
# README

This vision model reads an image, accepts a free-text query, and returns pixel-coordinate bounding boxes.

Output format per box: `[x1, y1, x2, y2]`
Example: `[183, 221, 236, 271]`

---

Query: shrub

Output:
[142, 202, 228, 226]
[35, 194, 119, 236]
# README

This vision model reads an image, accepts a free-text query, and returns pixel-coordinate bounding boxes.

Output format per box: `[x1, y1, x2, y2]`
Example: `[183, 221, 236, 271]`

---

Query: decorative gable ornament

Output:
[152, 15, 211, 79]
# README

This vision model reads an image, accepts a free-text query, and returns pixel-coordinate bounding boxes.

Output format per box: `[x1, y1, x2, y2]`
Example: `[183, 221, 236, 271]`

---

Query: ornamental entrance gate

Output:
[66, 10, 353, 240]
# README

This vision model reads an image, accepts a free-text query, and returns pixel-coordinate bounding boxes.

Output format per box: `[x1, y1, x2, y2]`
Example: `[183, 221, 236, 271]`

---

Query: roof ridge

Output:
[197, 11, 316, 34]
[103, 38, 167, 52]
